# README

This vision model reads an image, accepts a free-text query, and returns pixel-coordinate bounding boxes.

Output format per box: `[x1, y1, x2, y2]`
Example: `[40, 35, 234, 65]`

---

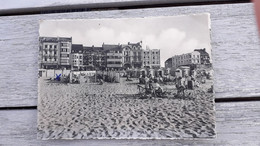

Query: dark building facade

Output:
[71, 44, 83, 70]
[103, 44, 123, 70]
[194, 48, 210, 64]
[83, 46, 106, 70]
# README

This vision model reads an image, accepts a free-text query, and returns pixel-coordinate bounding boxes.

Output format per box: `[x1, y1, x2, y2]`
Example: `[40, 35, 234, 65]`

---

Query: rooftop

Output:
[72, 44, 83, 52]
[39, 36, 72, 42]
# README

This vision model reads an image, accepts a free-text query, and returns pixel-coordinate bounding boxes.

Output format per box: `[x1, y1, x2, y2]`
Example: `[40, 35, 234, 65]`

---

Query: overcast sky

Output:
[39, 14, 211, 67]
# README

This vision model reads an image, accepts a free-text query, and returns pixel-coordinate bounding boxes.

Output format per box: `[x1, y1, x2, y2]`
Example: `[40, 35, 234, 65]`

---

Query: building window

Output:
[67, 54, 69, 57]
[45, 45, 48, 48]
[61, 43, 67, 47]
[50, 45, 52, 48]
[45, 57, 47, 61]
[54, 51, 56, 55]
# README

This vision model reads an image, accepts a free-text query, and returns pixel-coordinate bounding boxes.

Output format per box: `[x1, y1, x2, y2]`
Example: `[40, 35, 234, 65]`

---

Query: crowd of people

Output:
[136, 68, 212, 97]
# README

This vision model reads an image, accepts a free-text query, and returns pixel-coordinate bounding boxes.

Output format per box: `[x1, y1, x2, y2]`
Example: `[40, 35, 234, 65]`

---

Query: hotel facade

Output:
[39, 37, 72, 69]
[165, 49, 210, 74]
[39, 37, 161, 70]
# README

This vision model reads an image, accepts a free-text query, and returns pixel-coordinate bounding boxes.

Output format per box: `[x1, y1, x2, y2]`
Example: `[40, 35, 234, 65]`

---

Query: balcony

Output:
[107, 64, 123, 68]
[107, 59, 122, 62]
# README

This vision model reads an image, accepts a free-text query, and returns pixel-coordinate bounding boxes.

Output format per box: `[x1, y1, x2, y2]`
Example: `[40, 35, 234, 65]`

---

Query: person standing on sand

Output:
[144, 75, 149, 89]
[176, 77, 186, 97]
[187, 75, 193, 90]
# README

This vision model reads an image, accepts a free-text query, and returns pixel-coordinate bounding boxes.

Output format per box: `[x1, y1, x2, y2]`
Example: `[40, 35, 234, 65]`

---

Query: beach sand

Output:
[37, 77, 215, 139]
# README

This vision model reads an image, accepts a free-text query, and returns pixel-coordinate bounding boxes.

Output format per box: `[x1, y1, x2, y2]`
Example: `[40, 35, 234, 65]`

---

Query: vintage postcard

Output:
[37, 14, 215, 139]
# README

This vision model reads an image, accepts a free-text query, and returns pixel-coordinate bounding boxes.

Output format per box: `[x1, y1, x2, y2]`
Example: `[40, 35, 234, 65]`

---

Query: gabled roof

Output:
[127, 41, 142, 47]
[194, 48, 209, 56]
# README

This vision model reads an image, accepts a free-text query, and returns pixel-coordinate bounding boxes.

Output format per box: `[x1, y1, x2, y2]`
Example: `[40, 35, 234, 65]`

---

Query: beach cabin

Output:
[38, 69, 46, 77]
[157, 69, 164, 77]
[140, 68, 147, 77]
[176, 66, 190, 78]
[175, 69, 182, 78]
[148, 69, 155, 77]
[165, 68, 171, 75]
[132, 68, 139, 78]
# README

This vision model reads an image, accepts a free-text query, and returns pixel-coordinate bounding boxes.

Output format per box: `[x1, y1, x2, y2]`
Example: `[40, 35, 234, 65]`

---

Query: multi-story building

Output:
[103, 42, 145, 70]
[165, 51, 201, 74]
[39, 37, 161, 71]
[39, 37, 72, 69]
[59, 38, 72, 69]
[70, 44, 83, 70]
[143, 48, 160, 69]
[83, 46, 106, 70]
[103, 44, 124, 70]
[194, 48, 210, 64]
[122, 42, 143, 68]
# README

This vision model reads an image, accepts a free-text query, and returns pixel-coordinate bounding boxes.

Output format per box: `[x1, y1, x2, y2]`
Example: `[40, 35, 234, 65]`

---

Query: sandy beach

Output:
[37, 77, 215, 139]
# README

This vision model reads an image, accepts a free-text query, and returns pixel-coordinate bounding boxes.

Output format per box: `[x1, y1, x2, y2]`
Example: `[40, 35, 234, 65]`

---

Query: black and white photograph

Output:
[37, 14, 215, 140]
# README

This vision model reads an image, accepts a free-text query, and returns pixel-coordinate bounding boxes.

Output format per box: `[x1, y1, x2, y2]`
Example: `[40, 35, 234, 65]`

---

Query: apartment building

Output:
[83, 46, 106, 70]
[123, 42, 143, 68]
[70, 44, 83, 70]
[39, 37, 72, 69]
[194, 48, 211, 64]
[165, 50, 201, 74]
[103, 44, 124, 70]
[143, 48, 160, 69]
[39, 37, 161, 71]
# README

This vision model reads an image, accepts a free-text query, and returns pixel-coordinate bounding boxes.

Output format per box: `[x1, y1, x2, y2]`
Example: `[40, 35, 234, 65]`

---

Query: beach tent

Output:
[175, 69, 182, 78]
[157, 68, 164, 77]
[38, 69, 46, 77]
[178, 66, 190, 77]
[148, 68, 155, 77]
[140, 68, 147, 77]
